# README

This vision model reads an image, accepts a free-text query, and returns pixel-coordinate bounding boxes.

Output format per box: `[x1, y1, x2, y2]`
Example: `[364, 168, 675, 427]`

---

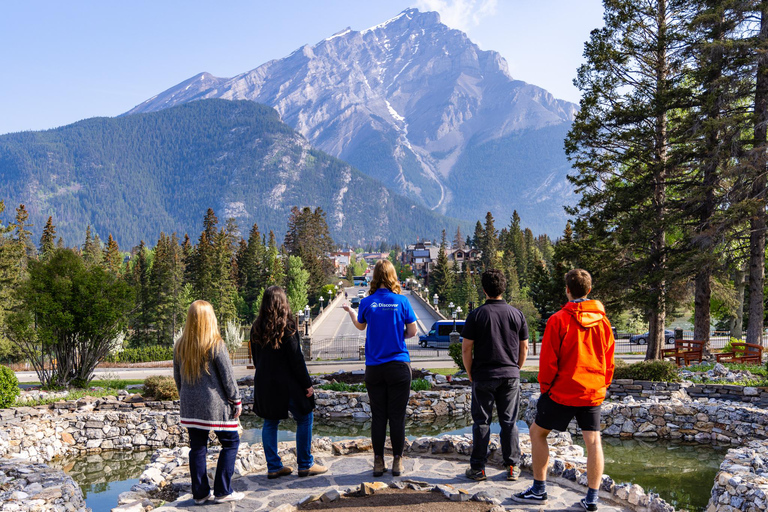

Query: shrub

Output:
[223, 321, 244, 354]
[318, 382, 366, 392]
[411, 378, 431, 391]
[143, 375, 179, 400]
[0, 365, 20, 408]
[722, 337, 745, 355]
[106, 346, 175, 363]
[448, 342, 465, 372]
[613, 360, 680, 382]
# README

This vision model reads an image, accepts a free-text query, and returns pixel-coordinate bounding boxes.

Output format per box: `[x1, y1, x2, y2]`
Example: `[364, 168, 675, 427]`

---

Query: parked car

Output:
[357, 289, 366, 298]
[629, 329, 676, 345]
[419, 320, 466, 348]
[350, 297, 361, 308]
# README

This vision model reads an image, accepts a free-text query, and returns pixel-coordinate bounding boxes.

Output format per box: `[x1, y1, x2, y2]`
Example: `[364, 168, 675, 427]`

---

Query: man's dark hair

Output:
[565, 269, 592, 298]
[481, 269, 506, 298]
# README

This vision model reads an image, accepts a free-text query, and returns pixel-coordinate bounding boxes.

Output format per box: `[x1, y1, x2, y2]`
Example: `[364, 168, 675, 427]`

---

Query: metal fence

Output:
[306, 336, 451, 361]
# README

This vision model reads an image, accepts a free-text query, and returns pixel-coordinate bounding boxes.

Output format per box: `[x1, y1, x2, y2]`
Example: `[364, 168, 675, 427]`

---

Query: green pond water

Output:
[58, 414, 724, 512]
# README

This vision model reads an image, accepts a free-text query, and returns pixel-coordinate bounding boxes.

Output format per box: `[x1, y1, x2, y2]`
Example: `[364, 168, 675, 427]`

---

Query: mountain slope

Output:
[0, 100, 465, 247]
[126, 8, 577, 235]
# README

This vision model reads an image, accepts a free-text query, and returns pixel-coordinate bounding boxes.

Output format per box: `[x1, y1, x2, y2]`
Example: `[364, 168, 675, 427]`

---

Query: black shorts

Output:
[534, 392, 602, 432]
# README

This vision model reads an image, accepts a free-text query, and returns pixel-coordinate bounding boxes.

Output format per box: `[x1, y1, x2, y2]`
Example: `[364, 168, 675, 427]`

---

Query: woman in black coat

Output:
[251, 286, 326, 478]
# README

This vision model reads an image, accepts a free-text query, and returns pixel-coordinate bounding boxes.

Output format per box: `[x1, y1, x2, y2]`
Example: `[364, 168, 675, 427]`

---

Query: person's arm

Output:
[287, 332, 314, 397]
[213, 343, 242, 418]
[405, 322, 418, 338]
[604, 323, 616, 388]
[538, 318, 560, 394]
[172, 353, 181, 391]
[518, 313, 530, 369]
[462, 338, 474, 382]
[518, 338, 529, 369]
[342, 303, 367, 330]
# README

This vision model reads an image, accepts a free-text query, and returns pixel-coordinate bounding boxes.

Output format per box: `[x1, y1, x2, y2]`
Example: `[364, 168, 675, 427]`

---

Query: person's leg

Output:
[469, 379, 495, 472]
[385, 362, 411, 457]
[529, 422, 551, 482]
[289, 401, 315, 472]
[494, 378, 521, 468]
[582, 430, 604, 489]
[213, 430, 240, 497]
[261, 419, 283, 473]
[187, 428, 211, 500]
[365, 364, 389, 457]
[575, 404, 604, 508]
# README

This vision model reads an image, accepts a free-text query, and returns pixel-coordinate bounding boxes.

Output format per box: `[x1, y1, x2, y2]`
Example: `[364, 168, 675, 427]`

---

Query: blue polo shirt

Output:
[358, 288, 417, 366]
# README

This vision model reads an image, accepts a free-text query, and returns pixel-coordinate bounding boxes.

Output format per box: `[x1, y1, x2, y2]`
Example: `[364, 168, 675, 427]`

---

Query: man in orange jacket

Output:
[513, 269, 615, 512]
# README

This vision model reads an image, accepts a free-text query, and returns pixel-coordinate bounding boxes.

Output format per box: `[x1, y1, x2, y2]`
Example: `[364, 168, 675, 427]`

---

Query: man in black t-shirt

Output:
[461, 269, 529, 481]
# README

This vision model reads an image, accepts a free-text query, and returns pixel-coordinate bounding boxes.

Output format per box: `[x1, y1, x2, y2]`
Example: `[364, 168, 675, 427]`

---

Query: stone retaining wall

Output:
[707, 439, 768, 512]
[0, 405, 186, 464]
[0, 459, 88, 512]
[607, 379, 768, 406]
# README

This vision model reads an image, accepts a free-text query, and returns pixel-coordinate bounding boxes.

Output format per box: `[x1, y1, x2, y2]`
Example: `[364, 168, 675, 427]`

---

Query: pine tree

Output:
[103, 234, 122, 274]
[130, 241, 153, 346]
[150, 233, 186, 344]
[453, 226, 465, 250]
[508, 212, 526, 285]
[284, 207, 335, 294]
[565, 0, 692, 359]
[0, 201, 22, 358]
[747, 0, 768, 346]
[480, 212, 499, 270]
[39, 217, 56, 261]
[429, 230, 453, 306]
[82, 226, 102, 266]
[13, 204, 35, 266]
[263, 231, 285, 289]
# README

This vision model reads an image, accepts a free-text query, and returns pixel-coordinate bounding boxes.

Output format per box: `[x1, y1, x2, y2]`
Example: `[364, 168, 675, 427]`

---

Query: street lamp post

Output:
[328, 289, 333, 303]
[452, 308, 457, 332]
[304, 305, 311, 336]
[319, 295, 325, 313]
[433, 293, 439, 314]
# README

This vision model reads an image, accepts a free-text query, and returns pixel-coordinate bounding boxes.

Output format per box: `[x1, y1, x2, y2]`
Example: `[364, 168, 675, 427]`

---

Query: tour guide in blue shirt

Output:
[343, 259, 418, 478]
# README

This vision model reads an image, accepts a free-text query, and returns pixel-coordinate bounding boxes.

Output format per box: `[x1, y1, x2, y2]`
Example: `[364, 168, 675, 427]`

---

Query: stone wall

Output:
[607, 379, 768, 406]
[707, 439, 768, 512]
[0, 459, 88, 512]
[0, 402, 185, 464]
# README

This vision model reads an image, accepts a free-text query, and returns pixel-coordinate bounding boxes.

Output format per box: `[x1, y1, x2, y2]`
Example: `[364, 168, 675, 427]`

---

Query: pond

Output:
[57, 414, 724, 512]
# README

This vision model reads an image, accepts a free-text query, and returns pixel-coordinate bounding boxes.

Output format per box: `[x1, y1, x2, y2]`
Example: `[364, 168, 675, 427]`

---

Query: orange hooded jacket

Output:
[538, 300, 615, 407]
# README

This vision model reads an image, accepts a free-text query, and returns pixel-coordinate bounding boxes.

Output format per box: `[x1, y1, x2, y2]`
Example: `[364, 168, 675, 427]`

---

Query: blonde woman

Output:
[342, 259, 418, 477]
[173, 300, 243, 504]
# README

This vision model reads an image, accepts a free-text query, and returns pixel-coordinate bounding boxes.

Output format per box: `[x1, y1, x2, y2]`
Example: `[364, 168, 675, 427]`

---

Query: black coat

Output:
[251, 329, 314, 420]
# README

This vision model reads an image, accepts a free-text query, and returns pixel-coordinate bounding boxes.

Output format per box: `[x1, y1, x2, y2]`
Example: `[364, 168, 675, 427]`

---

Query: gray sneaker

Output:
[214, 492, 244, 503]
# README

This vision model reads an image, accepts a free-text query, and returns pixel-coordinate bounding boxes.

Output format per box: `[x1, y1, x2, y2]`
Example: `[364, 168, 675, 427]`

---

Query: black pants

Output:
[470, 377, 521, 469]
[365, 361, 412, 457]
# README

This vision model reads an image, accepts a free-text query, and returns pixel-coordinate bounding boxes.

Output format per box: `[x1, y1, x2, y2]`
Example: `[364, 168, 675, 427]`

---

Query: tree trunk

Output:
[647, 0, 669, 360]
[747, 2, 768, 347]
[694, 270, 712, 345]
[731, 264, 746, 340]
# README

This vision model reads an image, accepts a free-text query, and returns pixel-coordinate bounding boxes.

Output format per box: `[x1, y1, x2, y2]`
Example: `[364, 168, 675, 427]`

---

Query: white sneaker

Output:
[194, 491, 213, 505]
[214, 491, 245, 503]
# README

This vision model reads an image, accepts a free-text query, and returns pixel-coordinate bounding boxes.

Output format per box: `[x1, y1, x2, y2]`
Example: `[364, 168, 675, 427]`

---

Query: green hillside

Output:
[0, 100, 465, 247]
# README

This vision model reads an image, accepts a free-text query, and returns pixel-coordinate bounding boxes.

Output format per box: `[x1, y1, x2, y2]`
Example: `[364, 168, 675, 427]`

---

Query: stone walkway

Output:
[156, 454, 632, 511]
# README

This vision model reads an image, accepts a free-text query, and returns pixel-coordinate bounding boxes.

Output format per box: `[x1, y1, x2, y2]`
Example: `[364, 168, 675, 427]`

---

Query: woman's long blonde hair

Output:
[368, 259, 401, 295]
[175, 300, 223, 383]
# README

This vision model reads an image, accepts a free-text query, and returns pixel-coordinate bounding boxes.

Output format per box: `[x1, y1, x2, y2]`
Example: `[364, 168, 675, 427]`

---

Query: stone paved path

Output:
[156, 454, 632, 511]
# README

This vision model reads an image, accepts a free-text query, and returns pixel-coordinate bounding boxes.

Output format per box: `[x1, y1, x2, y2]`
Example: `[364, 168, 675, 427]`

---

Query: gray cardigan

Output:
[173, 343, 242, 431]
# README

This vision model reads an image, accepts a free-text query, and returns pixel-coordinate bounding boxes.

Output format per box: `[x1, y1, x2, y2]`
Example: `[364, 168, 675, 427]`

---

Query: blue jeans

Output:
[187, 428, 240, 499]
[262, 400, 314, 472]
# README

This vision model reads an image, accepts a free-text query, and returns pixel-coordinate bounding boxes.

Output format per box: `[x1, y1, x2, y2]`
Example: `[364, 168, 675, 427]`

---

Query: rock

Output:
[271, 505, 297, 512]
[110, 500, 146, 512]
[471, 491, 499, 504]
[321, 488, 341, 503]
[361, 481, 388, 495]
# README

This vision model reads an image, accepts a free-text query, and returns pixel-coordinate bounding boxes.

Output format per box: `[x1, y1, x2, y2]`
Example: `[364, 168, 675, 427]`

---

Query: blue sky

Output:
[0, 0, 604, 135]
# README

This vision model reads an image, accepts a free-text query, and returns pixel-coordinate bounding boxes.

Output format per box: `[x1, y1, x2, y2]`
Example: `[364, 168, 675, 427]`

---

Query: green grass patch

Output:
[16, 388, 130, 407]
[318, 382, 366, 392]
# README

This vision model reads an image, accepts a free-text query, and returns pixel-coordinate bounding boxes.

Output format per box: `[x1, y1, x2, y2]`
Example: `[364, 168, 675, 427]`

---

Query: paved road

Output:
[309, 287, 443, 360]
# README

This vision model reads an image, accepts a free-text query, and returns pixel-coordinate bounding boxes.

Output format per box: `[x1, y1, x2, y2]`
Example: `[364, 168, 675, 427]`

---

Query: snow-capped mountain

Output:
[127, 8, 577, 235]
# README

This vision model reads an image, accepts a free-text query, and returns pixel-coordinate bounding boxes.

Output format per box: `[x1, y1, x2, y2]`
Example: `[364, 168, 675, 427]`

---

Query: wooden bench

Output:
[715, 342, 764, 365]
[663, 340, 705, 367]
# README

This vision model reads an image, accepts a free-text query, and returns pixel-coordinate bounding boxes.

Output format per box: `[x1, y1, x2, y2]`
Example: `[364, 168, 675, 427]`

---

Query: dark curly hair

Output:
[251, 286, 297, 349]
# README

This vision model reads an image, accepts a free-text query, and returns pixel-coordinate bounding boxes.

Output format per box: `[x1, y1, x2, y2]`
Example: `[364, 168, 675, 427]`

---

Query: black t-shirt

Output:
[461, 299, 528, 381]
